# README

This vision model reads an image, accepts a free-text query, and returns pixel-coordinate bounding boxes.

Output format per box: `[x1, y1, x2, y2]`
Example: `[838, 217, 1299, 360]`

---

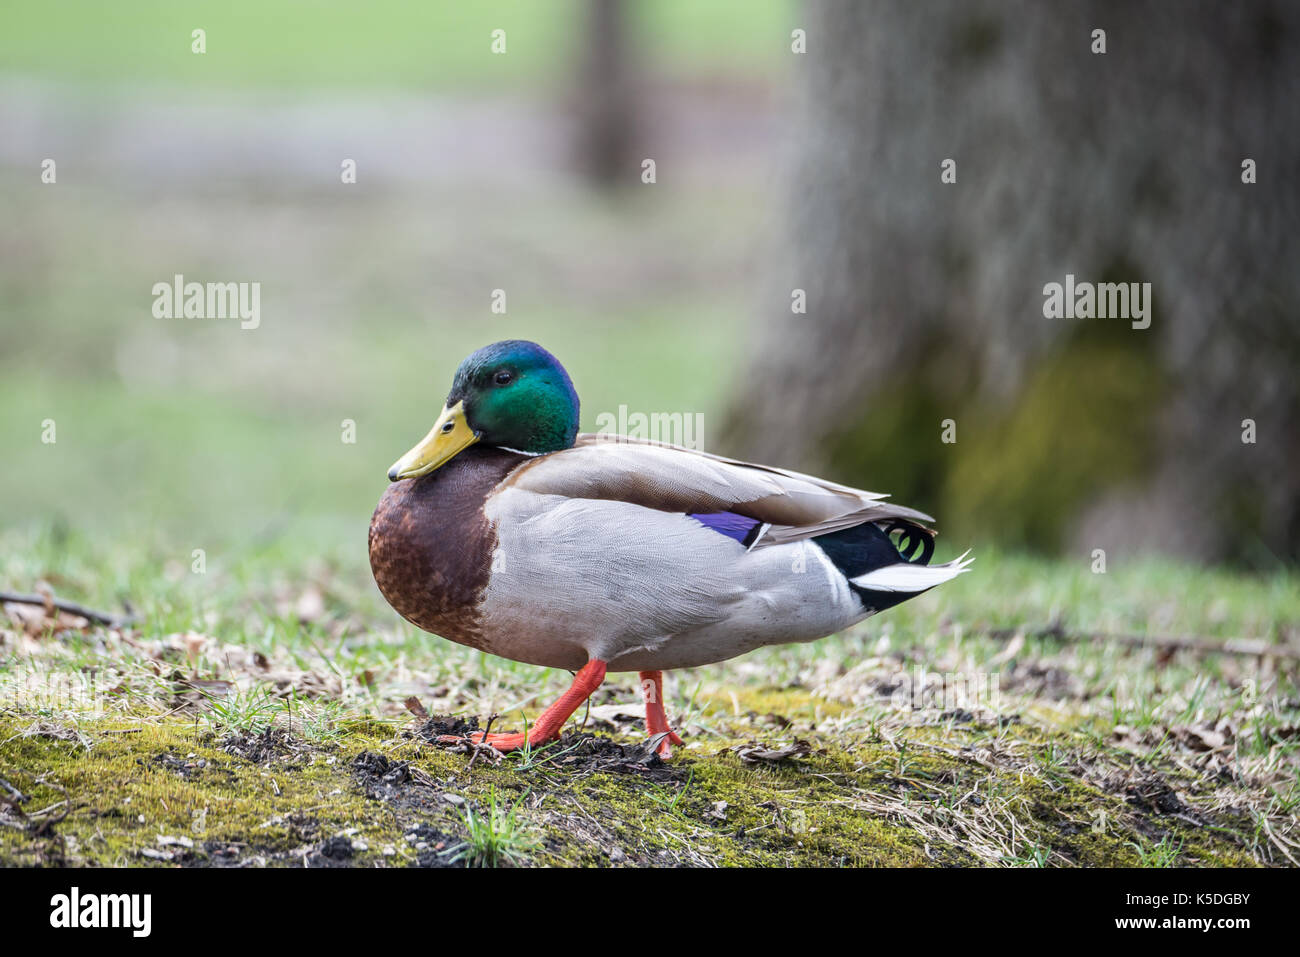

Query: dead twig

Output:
[465, 713, 500, 772]
[28, 777, 69, 836]
[0, 776, 26, 804]
[0, 590, 138, 629]
[1258, 814, 1300, 867]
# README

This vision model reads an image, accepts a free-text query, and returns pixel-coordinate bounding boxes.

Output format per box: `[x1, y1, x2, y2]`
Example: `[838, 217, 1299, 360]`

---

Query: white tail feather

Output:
[850, 550, 973, 593]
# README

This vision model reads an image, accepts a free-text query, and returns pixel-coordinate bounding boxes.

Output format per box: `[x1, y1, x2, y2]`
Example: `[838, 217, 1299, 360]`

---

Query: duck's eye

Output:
[493, 371, 514, 386]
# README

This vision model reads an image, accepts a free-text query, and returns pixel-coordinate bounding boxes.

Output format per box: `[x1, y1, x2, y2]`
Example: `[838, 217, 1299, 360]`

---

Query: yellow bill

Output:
[387, 400, 480, 481]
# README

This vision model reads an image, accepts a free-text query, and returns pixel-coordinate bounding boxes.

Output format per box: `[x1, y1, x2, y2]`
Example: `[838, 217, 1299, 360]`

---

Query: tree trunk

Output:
[723, 0, 1300, 565]
[573, 0, 639, 186]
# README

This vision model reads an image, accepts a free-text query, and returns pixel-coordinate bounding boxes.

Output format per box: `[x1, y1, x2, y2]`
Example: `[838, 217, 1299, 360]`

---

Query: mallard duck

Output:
[370, 340, 970, 757]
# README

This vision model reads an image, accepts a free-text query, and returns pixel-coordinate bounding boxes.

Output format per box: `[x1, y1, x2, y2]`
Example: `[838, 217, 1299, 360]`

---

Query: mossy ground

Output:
[2, 531, 1297, 867]
[0, 702, 1266, 868]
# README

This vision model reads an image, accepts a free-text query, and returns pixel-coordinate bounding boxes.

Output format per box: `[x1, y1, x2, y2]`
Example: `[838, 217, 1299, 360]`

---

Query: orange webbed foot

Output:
[435, 730, 536, 752]
[435, 659, 608, 756]
[640, 670, 685, 758]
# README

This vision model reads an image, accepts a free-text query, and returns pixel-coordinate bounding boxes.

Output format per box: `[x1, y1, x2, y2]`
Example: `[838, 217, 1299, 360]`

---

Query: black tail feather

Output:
[814, 519, 937, 613]
[814, 519, 934, 577]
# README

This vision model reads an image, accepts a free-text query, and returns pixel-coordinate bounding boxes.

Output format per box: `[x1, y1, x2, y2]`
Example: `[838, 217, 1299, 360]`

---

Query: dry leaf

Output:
[586, 703, 645, 730]
[989, 631, 1025, 666]
[5, 602, 47, 635]
[733, 739, 814, 763]
[1178, 726, 1225, 751]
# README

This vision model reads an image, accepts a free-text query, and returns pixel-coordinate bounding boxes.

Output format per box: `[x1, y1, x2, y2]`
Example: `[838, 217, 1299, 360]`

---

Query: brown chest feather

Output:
[368, 446, 525, 649]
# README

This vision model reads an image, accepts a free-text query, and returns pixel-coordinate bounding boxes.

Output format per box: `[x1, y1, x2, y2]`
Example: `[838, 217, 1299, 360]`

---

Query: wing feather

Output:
[499, 433, 934, 548]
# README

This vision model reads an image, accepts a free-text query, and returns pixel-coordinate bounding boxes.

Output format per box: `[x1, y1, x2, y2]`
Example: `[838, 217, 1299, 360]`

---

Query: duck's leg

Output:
[639, 670, 685, 758]
[439, 659, 607, 752]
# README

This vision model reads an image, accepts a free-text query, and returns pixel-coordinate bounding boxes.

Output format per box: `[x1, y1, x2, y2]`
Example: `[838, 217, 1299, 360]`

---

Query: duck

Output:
[369, 340, 971, 757]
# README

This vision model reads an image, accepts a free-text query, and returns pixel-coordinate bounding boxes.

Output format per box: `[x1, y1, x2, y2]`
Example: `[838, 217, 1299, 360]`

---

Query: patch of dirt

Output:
[353, 749, 409, 783]
[543, 733, 685, 782]
[1125, 774, 1197, 820]
[189, 840, 269, 868]
[405, 823, 460, 868]
[351, 749, 458, 829]
[142, 750, 203, 779]
[175, 814, 324, 868]
[413, 714, 481, 740]
[409, 712, 686, 782]
[346, 749, 468, 866]
[309, 835, 356, 867]
[138, 749, 239, 793]
[351, 749, 443, 806]
[221, 727, 300, 764]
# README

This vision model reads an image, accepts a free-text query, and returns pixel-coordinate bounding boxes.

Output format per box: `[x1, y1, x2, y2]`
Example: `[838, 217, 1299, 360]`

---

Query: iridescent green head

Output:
[387, 340, 579, 481]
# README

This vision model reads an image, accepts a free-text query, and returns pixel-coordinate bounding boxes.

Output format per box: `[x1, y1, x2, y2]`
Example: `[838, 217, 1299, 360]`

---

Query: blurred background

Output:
[1, 0, 1296, 570]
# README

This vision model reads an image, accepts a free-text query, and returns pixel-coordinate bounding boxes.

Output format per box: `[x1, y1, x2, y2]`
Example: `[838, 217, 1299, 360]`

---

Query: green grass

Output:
[0, 0, 791, 92]
[450, 787, 539, 867]
[0, 168, 758, 546]
[1128, 833, 1184, 868]
[2, 527, 1297, 866]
